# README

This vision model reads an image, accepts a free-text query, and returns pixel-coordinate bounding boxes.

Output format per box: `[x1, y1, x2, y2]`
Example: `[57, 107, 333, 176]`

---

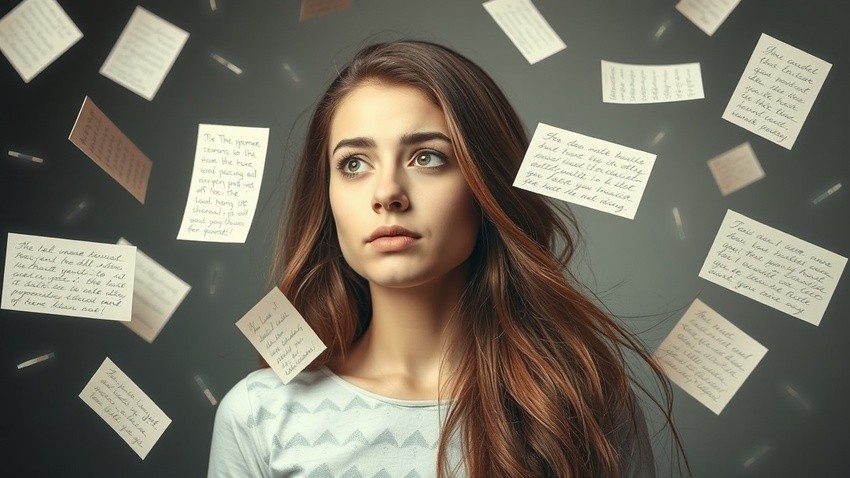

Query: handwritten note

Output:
[722, 34, 831, 150]
[483, 0, 566, 65]
[299, 0, 351, 21]
[2, 233, 135, 321]
[601, 61, 704, 104]
[675, 0, 742, 36]
[99, 6, 188, 101]
[706, 142, 765, 196]
[177, 124, 269, 243]
[513, 123, 656, 219]
[654, 299, 767, 415]
[118, 238, 191, 343]
[0, 0, 82, 82]
[68, 96, 153, 203]
[235, 287, 326, 384]
[79, 357, 171, 459]
[699, 210, 847, 325]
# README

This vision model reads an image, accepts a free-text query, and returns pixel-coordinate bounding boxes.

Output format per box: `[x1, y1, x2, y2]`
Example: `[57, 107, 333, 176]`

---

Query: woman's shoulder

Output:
[218, 367, 333, 418]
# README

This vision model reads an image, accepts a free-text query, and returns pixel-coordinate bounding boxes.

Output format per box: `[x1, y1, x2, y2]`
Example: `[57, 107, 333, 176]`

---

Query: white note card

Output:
[483, 0, 566, 65]
[722, 33, 831, 150]
[79, 357, 171, 459]
[99, 6, 189, 101]
[2, 233, 135, 321]
[676, 0, 742, 36]
[177, 124, 269, 243]
[118, 238, 191, 343]
[0, 0, 82, 82]
[706, 142, 765, 196]
[654, 298, 767, 415]
[235, 287, 326, 384]
[513, 123, 656, 219]
[601, 61, 704, 104]
[699, 210, 847, 325]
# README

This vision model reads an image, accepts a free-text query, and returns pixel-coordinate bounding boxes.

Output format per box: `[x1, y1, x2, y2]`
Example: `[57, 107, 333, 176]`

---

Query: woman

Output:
[209, 40, 682, 477]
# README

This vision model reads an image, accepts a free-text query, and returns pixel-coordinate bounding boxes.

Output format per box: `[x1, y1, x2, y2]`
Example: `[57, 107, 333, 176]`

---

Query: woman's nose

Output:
[372, 168, 410, 213]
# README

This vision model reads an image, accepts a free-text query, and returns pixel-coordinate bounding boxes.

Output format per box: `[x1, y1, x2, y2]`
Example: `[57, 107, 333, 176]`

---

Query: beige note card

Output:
[514, 122, 656, 219]
[0, 0, 82, 82]
[707, 142, 765, 195]
[236, 287, 326, 384]
[601, 61, 704, 104]
[79, 357, 171, 459]
[99, 6, 189, 101]
[722, 33, 831, 150]
[299, 0, 351, 21]
[68, 96, 153, 203]
[699, 210, 847, 325]
[118, 238, 191, 343]
[654, 298, 767, 415]
[2, 233, 135, 321]
[483, 0, 566, 65]
[676, 0, 742, 36]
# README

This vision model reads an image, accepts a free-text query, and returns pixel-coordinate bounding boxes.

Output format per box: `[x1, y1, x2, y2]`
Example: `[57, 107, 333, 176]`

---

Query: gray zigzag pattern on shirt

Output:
[279, 429, 434, 449]
[249, 396, 375, 428]
[246, 372, 323, 393]
[309, 466, 397, 478]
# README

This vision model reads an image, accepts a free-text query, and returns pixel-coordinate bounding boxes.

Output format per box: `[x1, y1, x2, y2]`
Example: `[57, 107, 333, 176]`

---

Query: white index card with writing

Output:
[513, 123, 656, 219]
[483, 0, 566, 65]
[676, 0, 742, 36]
[601, 61, 704, 104]
[699, 210, 847, 325]
[706, 142, 765, 196]
[177, 124, 269, 243]
[99, 6, 189, 101]
[722, 33, 831, 150]
[118, 238, 191, 343]
[654, 298, 767, 415]
[236, 287, 326, 384]
[2, 233, 135, 321]
[79, 357, 172, 459]
[0, 0, 82, 82]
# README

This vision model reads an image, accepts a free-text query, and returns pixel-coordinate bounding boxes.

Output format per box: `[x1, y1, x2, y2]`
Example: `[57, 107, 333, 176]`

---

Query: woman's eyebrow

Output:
[331, 132, 452, 156]
[332, 137, 375, 155]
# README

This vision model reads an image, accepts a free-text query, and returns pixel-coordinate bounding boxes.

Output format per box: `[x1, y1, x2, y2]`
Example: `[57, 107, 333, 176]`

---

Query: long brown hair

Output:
[270, 40, 684, 477]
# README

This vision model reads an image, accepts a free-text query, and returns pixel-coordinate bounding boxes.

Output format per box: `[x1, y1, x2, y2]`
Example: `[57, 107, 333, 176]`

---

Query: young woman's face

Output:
[328, 82, 479, 288]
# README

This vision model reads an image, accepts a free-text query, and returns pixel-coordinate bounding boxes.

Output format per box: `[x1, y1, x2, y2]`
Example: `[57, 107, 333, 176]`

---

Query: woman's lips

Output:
[368, 235, 419, 252]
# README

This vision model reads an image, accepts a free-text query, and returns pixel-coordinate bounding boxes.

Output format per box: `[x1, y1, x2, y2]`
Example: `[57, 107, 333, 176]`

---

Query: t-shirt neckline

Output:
[319, 366, 450, 408]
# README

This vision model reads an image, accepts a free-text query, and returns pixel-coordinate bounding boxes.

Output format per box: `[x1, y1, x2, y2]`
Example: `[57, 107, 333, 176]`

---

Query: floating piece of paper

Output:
[99, 6, 188, 101]
[177, 124, 269, 243]
[17, 352, 55, 369]
[483, 0, 566, 65]
[2, 233, 135, 321]
[8, 150, 44, 164]
[654, 298, 768, 414]
[706, 142, 765, 196]
[235, 287, 326, 384]
[299, 0, 351, 21]
[722, 33, 831, 150]
[601, 61, 704, 104]
[675, 0, 742, 36]
[68, 96, 152, 203]
[194, 374, 217, 406]
[118, 238, 191, 343]
[513, 122, 656, 219]
[79, 357, 171, 459]
[812, 183, 841, 205]
[699, 210, 847, 325]
[673, 207, 686, 240]
[0, 0, 82, 82]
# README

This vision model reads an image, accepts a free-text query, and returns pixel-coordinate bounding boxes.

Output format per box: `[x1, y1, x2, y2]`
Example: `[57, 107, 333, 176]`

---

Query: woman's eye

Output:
[413, 151, 447, 168]
[342, 157, 366, 173]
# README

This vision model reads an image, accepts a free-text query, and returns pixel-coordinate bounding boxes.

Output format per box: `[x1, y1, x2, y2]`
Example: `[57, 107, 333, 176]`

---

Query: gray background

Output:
[1, 0, 848, 476]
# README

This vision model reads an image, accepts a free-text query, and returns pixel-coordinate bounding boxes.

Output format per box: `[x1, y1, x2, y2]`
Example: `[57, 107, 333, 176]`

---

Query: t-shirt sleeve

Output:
[208, 378, 270, 478]
[617, 401, 657, 478]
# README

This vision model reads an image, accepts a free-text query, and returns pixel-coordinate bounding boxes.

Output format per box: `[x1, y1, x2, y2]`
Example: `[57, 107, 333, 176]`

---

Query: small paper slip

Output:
[675, 0, 742, 36]
[0, 0, 82, 82]
[699, 210, 847, 325]
[601, 61, 704, 104]
[236, 288, 326, 384]
[118, 238, 191, 343]
[654, 298, 767, 415]
[722, 33, 831, 150]
[99, 6, 189, 101]
[177, 124, 269, 243]
[299, 0, 351, 21]
[706, 142, 765, 196]
[79, 357, 171, 459]
[483, 0, 565, 65]
[2, 233, 135, 321]
[513, 122, 656, 219]
[68, 96, 153, 203]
